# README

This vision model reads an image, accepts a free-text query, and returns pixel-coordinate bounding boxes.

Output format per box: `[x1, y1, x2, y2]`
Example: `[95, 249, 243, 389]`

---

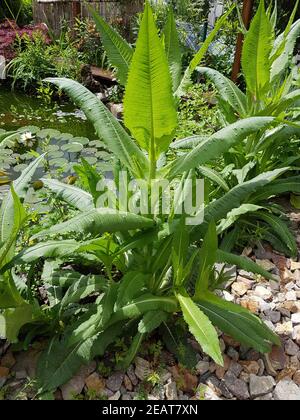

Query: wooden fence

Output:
[33, 0, 143, 36]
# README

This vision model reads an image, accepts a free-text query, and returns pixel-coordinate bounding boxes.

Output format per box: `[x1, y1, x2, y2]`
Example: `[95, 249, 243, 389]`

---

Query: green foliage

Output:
[7, 32, 84, 91]
[2, 1, 295, 394]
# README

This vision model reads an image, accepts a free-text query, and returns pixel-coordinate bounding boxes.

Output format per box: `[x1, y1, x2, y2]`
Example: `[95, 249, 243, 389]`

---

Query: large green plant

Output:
[87, 1, 234, 96]
[3, 3, 283, 392]
[198, 0, 300, 169]
[175, 0, 300, 256]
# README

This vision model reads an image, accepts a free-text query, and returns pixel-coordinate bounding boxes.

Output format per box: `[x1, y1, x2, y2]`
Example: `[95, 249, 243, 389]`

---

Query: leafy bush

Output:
[0, 0, 32, 25]
[7, 31, 84, 90]
[194, 0, 300, 256]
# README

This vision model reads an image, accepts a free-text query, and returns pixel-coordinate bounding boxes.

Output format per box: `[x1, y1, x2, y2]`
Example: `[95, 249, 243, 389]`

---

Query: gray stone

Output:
[135, 357, 151, 381]
[199, 384, 222, 401]
[286, 291, 297, 301]
[224, 371, 249, 400]
[292, 313, 300, 325]
[165, 381, 178, 400]
[127, 365, 138, 386]
[269, 311, 281, 324]
[106, 371, 124, 392]
[0, 377, 6, 388]
[15, 370, 27, 380]
[60, 362, 96, 400]
[274, 379, 300, 400]
[253, 286, 272, 300]
[228, 361, 243, 377]
[254, 393, 273, 400]
[285, 339, 299, 356]
[249, 375, 275, 398]
[121, 394, 132, 400]
[227, 347, 239, 362]
[108, 390, 121, 400]
[293, 325, 300, 345]
[196, 361, 210, 375]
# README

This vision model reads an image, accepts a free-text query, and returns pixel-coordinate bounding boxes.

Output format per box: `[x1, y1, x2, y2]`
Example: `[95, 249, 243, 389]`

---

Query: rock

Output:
[249, 375, 275, 398]
[123, 375, 133, 391]
[135, 357, 151, 381]
[15, 370, 27, 380]
[85, 372, 105, 395]
[227, 347, 239, 362]
[240, 298, 259, 314]
[242, 247, 252, 257]
[254, 393, 273, 400]
[240, 361, 260, 375]
[165, 381, 178, 400]
[280, 301, 300, 314]
[231, 282, 249, 297]
[0, 366, 9, 378]
[293, 325, 300, 345]
[151, 385, 165, 400]
[274, 379, 300, 400]
[61, 362, 96, 400]
[223, 371, 249, 400]
[127, 365, 138, 386]
[289, 355, 300, 371]
[275, 321, 293, 337]
[285, 339, 299, 356]
[160, 369, 172, 383]
[276, 368, 295, 382]
[228, 361, 243, 377]
[215, 355, 230, 380]
[223, 291, 235, 302]
[106, 371, 124, 392]
[256, 259, 276, 271]
[108, 103, 123, 119]
[196, 361, 210, 375]
[292, 313, 300, 325]
[12, 348, 41, 379]
[0, 378, 7, 388]
[253, 286, 272, 300]
[0, 352, 16, 369]
[290, 261, 300, 271]
[269, 279, 280, 291]
[108, 390, 121, 400]
[269, 311, 281, 324]
[286, 291, 297, 301]
[265, 346, 287, 374]
[258, 359, 265, 376]
[223, 335, 240, 348]
[238, 270, 255, 280]
[121, 394, 132, 400]
[198, 384, 222, 400]
[293, 370, 300, 385]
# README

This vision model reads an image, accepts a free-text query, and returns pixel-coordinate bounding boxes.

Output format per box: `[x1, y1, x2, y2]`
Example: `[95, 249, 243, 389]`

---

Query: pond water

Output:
[0, 87, 95, 138]
[0, 87, 113, 181]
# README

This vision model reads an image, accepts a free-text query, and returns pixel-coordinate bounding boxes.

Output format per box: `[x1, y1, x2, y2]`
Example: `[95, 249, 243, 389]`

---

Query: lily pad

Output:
[71, 137, 89, 146]
[49, 158, 69, 168]
[14, 163, 29, 173]
[37, 129, 61, 139]
[95, 151, 112, 161]
[48, 151, 64, 159]
[83, 156, 97, 165]
[61, 142, 84, 153]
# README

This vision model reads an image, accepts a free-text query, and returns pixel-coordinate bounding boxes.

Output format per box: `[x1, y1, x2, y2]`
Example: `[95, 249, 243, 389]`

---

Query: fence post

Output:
[231, 0, 253, 83]
[72, 0, 81, 25]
